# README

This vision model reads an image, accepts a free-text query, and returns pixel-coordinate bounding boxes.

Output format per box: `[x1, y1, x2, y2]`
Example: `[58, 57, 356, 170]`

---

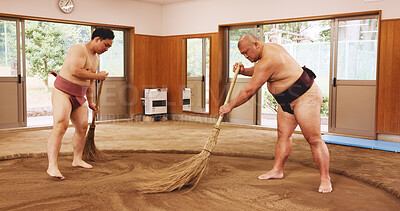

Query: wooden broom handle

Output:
[91, 80, 104, 125]
[215, 62, 241, 127]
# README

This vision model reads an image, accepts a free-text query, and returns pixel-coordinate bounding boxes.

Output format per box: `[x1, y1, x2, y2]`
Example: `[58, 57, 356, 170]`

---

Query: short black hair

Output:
[91, 28, 115, 40]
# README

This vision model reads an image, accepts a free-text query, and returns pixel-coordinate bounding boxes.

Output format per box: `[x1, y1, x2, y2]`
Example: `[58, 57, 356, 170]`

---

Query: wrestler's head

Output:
[238, 34, 262, 63]
[91, 28, 114, 54]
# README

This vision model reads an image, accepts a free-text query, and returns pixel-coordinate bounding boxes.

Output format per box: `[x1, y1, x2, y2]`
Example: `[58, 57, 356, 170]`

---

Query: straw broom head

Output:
[137, 126, 220, 194]
[136, 63, 240, 194]
[83, 125, 104, 161]
[83, 81, 104, 161]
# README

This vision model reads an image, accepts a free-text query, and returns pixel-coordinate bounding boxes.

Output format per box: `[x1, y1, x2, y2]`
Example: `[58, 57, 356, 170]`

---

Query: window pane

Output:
[0, 20, 17, 77]
[186, 37, 210, 113]
[187, 38, 203, 77]
[100, 30, 124, 77]
[25, 20, 91, 126]
[261, 20, 332, 124]
[263, 20, 331, 96]
[204, 37, 210, 113]
[228, 27, 256, 78]
[337, 18, 378, 80]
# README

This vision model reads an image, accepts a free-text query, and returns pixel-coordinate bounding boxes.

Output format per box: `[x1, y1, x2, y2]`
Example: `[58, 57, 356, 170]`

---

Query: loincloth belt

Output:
[272, 66, 316, 114]
[51, 71, 89, 111]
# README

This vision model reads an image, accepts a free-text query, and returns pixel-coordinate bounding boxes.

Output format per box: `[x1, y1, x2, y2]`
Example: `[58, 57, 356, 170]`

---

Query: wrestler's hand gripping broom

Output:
[83, 80, 104, 161]
[138, 63, 241, 194]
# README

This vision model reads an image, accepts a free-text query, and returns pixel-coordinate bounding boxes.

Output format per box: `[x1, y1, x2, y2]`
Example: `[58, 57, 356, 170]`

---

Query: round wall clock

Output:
[58, 0, 75, 14]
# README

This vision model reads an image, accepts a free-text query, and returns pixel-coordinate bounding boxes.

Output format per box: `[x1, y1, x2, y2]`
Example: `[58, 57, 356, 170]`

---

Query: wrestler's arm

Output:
[86, 79, 98, 113]
[234, 62, 254, 76]
[242, 66, 255, 76]
[219, 64, 270, 115]
[68, 45, 107, 80]
[86, 57, 100, 113]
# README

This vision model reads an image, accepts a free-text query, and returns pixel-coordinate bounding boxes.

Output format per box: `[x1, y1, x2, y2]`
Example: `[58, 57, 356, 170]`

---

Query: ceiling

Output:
[131, 0, 197, 5]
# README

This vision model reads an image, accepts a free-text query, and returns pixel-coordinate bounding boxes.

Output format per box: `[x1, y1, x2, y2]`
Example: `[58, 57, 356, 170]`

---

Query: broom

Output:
[138, 63, 241, 194]
[83, 80, 104, 161]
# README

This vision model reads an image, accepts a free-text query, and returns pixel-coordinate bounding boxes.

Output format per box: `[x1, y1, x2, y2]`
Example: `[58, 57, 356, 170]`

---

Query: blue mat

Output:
[322, 135, 400, 153]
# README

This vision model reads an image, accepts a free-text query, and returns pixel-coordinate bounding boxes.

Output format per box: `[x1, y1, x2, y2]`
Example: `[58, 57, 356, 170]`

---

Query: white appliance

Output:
[142, 88, 168, 115]
[182, 88, 191, 111]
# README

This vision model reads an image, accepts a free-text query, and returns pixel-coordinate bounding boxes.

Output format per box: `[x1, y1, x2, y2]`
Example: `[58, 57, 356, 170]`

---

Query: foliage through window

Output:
[186, 37, 210, 113]
[336, 18, 378, 80]
[0, 20, 17, 77]
[99, 30, 125, 77]
[228, 27, 257, 78]
[25, 20, 91, 89]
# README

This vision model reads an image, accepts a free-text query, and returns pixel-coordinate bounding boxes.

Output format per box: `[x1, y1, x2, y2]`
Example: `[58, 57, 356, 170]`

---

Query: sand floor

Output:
[0, 121, 400, 210]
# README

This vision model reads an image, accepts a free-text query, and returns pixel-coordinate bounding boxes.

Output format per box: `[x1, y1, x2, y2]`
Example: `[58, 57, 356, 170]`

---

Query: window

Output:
[0, 20, 18, 77]
[99, 29, 125, 77]
[228, 27, 257, 78]
[262, 20, 331, 97]
[24, 21, 128, 126]
[185, 37, 210, 113]
[25, 20, 91, 126]
[260, 20, 332, 129]
[336, 18, 378, 80]
[226, 14, 379, 132]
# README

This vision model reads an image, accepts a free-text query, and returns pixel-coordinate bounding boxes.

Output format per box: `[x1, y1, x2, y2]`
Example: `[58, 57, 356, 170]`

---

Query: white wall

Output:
[162, 0, 400, 35]
[0, 0, 399, 36]
[0, 0, 163, 35]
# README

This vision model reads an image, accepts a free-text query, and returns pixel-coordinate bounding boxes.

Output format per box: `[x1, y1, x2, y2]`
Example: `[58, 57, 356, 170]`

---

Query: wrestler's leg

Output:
[258, 105, 298, 180]
[293, 84, 332, 193]
[70, 102, 92, 169]
[47, 89, 71, 180]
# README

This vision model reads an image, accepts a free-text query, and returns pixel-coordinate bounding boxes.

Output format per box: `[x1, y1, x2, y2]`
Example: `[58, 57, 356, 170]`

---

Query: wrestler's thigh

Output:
[293, 84, 322, 140]
[70, 102, 88, 130]
[51, 89, 71, 126]
[277, 106, 298, 139]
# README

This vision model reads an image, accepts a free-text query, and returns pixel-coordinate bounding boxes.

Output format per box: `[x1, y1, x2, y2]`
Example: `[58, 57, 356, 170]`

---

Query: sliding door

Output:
[330, 16, 379, 138]
[0, 18, 25, 128]
[227, 26, 258, 125]
[260, 20, 331, 131]
[98, 28, 129, 120]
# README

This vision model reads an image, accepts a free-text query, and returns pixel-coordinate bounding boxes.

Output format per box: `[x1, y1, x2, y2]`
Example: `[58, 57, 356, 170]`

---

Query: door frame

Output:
[95, 27, 130, 121]
[329, 15, 379, 138]
[226, 25, 258, 125]
[0, 17, 26, 129]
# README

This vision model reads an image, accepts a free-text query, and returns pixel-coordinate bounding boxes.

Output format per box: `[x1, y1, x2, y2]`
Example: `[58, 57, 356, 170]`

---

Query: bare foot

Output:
[318, 177, 333, 193]
[47, 168, 65, 180]
[258, 170, 284, 180]
[72, 160, 93, 169]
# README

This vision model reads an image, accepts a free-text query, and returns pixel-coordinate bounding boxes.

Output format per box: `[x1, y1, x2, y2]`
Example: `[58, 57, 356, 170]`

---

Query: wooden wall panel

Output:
[394, 20, 400, 134]
[377, 19, 400, 135]
[133, 22, 400, 135]
[162, 36, 182, 114]
[131, 20, 400, 136]
[133, 34, 164, 114]
[133, 33, 222, 117]
[133, 21, 400, 135]
[209, 33, 222, 117]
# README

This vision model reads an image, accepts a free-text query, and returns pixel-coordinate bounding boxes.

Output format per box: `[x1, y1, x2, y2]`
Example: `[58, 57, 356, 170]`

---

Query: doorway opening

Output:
[259, 19, 331, 132]
[25, 20, 91, 127]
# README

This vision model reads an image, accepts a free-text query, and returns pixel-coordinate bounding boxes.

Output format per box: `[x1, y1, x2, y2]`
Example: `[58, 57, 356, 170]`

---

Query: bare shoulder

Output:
[265, 42, 284, 50]
[255, 52, 274, 73]
[253, 58, 274, 81]
[68, 43, 87, 56]
[254, 59, 269, 72]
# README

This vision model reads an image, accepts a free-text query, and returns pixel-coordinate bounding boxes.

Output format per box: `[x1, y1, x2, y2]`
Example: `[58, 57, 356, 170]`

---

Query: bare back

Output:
[58, 43, 99, 86]
[256, 43, 304, 95]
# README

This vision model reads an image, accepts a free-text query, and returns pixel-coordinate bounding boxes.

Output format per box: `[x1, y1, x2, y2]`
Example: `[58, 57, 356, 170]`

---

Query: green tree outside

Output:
[25, 21, 90, 89]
